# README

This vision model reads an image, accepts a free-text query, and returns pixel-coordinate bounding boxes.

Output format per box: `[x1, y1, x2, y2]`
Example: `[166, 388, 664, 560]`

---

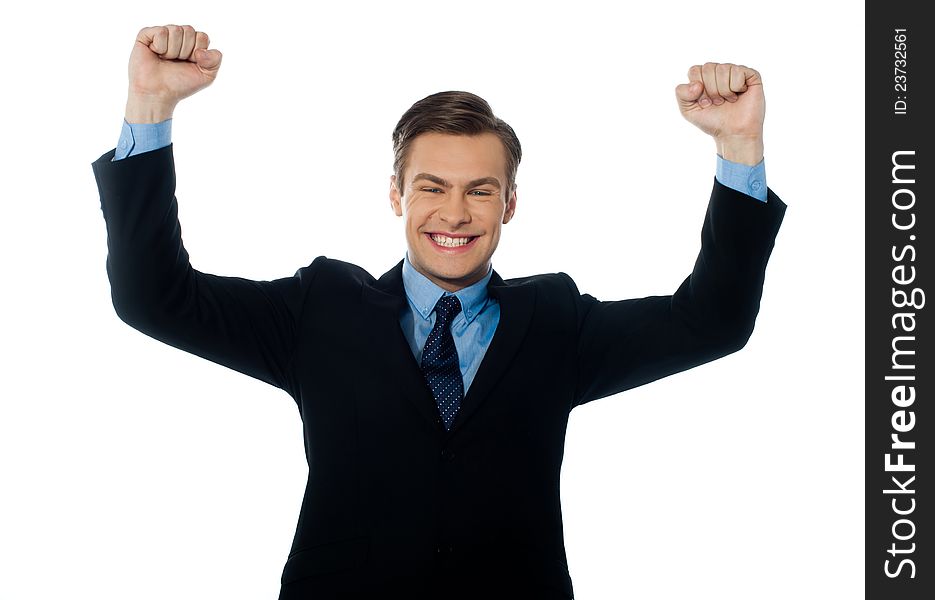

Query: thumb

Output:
[195, 48, 222, 70]
[675, 80, 703, 108]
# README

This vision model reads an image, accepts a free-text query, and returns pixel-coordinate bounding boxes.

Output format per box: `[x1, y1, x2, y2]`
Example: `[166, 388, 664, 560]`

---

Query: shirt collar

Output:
[401, 253, 493, 324]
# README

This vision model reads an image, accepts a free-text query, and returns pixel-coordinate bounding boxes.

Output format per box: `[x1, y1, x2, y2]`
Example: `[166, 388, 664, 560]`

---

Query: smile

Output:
[426, 233, 478, 249]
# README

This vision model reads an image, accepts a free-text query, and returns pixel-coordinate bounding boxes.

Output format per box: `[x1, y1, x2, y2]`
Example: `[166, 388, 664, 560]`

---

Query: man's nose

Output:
[437, 192, 471, 224]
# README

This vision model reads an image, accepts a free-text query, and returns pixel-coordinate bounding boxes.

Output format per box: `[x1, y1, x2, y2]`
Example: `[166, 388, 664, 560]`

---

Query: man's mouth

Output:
[426, 233, 478, 248]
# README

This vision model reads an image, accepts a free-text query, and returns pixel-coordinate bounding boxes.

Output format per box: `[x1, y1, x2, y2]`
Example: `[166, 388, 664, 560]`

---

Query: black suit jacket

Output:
[92, 144, 786, 599]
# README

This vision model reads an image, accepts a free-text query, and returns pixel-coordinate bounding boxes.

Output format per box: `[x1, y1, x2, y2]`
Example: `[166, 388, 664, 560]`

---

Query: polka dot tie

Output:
[420, 295, 464, 431]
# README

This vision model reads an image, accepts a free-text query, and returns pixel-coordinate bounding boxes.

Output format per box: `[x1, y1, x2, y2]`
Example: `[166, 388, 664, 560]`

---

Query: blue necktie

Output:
[421, 295, 464, 431]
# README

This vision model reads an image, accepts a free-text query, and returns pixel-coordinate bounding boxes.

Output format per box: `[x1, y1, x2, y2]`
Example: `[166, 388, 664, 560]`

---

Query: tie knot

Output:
[434, 294, 462, 325]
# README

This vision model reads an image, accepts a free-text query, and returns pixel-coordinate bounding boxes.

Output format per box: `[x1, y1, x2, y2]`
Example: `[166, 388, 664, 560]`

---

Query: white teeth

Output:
[430, 234, 474, 247]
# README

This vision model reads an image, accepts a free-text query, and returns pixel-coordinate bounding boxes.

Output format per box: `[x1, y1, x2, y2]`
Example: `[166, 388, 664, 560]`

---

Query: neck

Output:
[406, 256, 490, 293]
[426, 271, 485, 293]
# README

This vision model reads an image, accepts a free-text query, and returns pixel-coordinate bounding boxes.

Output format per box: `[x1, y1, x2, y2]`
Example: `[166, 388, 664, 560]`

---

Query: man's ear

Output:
[389, 175, 403, 217]
[502, 187, 517, 224]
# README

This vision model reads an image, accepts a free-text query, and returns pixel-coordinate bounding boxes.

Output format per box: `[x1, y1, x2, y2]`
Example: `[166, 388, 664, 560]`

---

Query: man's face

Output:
[389, 132, 517, 292]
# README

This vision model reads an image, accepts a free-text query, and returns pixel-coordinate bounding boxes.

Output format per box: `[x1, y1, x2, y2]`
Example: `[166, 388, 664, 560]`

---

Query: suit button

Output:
[440, 449, 455, 462]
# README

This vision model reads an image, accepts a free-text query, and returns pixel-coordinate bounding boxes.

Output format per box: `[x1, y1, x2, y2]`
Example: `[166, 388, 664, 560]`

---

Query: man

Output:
[92, 24, 786, 600]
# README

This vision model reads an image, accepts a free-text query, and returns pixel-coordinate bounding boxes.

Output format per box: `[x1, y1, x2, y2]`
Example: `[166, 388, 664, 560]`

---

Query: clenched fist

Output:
[125, 25, 222, 123]
[675, 63, 765, 165]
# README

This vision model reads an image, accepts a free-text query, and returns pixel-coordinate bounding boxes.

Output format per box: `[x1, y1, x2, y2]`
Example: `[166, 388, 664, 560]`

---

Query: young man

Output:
[92, 24, 786, 600]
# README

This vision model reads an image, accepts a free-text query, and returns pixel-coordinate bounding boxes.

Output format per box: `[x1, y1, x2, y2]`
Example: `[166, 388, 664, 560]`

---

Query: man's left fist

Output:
[675, 62, 765, 164]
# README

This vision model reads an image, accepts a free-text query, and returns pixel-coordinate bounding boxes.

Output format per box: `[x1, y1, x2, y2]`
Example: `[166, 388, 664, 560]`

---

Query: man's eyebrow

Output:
[412, 173, 450, 188]
[411, 173, 502, 189]
[465, 176, 501, 188]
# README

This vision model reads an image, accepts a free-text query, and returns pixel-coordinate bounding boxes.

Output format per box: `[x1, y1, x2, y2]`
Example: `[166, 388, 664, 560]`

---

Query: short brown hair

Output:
[392, 91, 522, 195]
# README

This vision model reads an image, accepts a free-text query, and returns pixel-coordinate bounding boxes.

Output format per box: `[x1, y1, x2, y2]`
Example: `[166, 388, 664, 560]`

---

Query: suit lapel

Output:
[360, 260, 441, 432]
[449, 270, 537, 435]
[361, 261, 537, 438]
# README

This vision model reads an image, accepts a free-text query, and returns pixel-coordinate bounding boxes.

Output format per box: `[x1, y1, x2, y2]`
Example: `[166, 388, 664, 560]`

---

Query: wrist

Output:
[715, 134, 764, 166]
[125, 93, 176, 124]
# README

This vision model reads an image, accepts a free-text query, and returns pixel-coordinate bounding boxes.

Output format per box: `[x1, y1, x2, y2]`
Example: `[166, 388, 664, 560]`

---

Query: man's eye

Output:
[469, 190, 493, 196]
[422, 187, 443, 193]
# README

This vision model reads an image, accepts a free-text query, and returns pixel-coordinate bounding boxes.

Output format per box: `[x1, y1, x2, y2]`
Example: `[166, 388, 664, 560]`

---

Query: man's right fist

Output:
[125, 25, 222, 121]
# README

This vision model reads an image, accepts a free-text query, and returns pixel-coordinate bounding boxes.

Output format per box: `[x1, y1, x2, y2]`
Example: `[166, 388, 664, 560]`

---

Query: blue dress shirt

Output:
[113, 118, 173, 161]
[111, 118, 769, 393]
[399, 254, 499, 394]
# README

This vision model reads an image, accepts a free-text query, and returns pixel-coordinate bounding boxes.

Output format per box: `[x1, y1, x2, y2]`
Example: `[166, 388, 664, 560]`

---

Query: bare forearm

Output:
[715, 134, 764, 166]
[125, 93, 176, 124]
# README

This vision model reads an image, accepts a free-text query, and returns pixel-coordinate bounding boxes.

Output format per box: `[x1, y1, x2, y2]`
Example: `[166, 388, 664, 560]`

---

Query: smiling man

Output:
[92, 24, 786, 600]
[389, 91, 523, 292]
[395, 134, 510, 287]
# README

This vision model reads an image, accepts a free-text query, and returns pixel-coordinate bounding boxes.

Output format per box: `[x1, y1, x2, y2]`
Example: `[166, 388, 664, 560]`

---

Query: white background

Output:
[0, 1, 863, 598]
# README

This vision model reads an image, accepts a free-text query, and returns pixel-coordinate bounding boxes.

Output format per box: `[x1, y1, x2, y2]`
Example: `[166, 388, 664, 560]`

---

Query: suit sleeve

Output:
[567, 178, 787, 407]
[92, 144, 318, 396]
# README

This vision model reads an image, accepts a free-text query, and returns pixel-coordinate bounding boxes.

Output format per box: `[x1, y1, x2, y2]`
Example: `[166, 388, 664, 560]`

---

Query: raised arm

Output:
[571, 63, 787, 406]
[92, 25, 315, 396]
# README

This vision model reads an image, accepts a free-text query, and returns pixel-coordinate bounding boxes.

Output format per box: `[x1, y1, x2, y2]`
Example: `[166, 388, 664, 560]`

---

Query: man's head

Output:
[389, 91, 522, 292]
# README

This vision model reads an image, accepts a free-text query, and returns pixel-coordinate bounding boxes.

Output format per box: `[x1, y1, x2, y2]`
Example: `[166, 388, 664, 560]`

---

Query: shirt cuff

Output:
[715, 155, 767, 202]
[112, 118, 173, 161]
